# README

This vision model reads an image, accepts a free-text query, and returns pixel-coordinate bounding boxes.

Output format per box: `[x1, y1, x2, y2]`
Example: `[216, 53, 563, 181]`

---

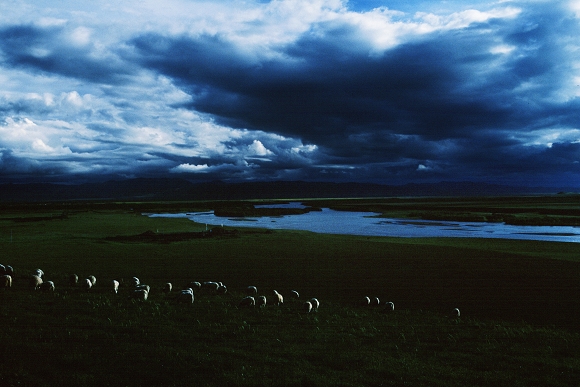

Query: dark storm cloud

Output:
[124, 2, 579, 185]
[0, 25, 131, 84]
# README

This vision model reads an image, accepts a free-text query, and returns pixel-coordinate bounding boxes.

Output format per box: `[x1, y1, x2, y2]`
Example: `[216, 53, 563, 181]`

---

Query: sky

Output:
[0, 0, 579, 187]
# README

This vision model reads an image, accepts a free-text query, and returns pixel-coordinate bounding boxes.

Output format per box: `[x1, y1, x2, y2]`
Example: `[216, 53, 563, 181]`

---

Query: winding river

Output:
[147, 203, 580, 243]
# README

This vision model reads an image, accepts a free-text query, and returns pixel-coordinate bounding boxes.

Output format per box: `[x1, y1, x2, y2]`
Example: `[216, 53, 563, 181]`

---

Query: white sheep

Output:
[177, 289, 194, 303]
[88, 275, 97, 286]
[30, 275, 43, 290]
[34, 269, 44, 278]
[5, 265, 13, 277]
[131, 277, 140, 287]
[257, 295, 267, 308]
[131, 289, 148, 301]
[188, 281, 202, 291]
[246, 286, 257, 295]
[0, 275, 12, 289]
[272, 290, 283, 306]
[136, 284, 150, 293]
[40, 281, 55, 292]
[384, 302, 395, 313]
[239, 296, 255, 307]
[310, 298, 319, 312]
[452, 308, 461, 318]
[0, 264, 5, 275]
[361, 296, 371, 306]
[69, 274, 79, 286]
[112, 280, 120, 294]
[303, 301, 313, 314]
[290, 290, 300, 299]
[370, 297, 380, 307]
[163, 283, 173, 293]
[217, 284, 227, 294]
[202, 281, 219, 292]
[82, 278, 92, 290]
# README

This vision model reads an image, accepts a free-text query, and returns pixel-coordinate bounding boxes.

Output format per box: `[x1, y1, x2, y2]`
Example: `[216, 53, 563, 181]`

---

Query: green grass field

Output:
[1, 202, 579, 386]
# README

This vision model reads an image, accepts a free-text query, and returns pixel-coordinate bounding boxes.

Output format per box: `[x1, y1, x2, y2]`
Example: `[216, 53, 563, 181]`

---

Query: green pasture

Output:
[0, 205, 579, 386]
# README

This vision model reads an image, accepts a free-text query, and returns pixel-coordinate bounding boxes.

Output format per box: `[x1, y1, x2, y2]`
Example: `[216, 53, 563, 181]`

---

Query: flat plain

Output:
[0, 197, 579, 386]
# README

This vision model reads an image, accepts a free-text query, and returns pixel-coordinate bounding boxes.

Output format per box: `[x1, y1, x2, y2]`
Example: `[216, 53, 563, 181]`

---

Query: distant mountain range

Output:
[0, 178, 575, 202]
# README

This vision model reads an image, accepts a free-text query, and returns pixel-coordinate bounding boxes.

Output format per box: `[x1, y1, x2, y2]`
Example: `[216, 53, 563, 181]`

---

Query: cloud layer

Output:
[0, 0, 579, 186]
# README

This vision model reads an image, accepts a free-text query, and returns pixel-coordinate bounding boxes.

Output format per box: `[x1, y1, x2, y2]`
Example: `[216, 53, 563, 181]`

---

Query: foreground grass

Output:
[1, 207, 579, 386]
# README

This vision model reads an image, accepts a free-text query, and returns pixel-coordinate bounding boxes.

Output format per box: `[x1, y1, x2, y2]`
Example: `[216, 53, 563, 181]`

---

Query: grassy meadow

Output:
[0, 200, 579, 386]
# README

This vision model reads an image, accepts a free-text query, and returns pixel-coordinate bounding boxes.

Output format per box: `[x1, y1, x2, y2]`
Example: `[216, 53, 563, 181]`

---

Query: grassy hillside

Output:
[0, 206, 579, 386]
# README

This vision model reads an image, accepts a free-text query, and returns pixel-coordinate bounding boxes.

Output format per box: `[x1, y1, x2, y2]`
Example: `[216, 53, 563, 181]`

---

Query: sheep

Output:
[0, 275, 12, 289]
[370, 297, 380, 307]
[40, 281, 55, 292]
[88, 275, 97, 286]
[303, 301, 313, 314]
[290, 290, 300, 299]
[131, 289, 148, 301]
[272, 290, 283, 306]
[130, 277, 140, 287]
[246, 286, 257, 295]
[451, 308, 461, 318]
[202, 281, 219, 292]
[0, 264, 5, 275]
[216, 284, 227, 295]
[383, 302, 395, 313]
[188, 281, 202, 291]
[82, 278, 92, 290]
[360, 296, 371, 306]
[310, 298, 320, 312]
[239, 296, 255, 307]
[29, 275, 43, 290]
[257, 295, 267, 308]
[163, 282, 173, 293]
[136, 284, 150, 293]
[177, 289, 194, 303]
[34, 269, 44, 279]
[112, 280, 120, 294]
[5, 265, 13, 277]
[69, 274, 79, 286]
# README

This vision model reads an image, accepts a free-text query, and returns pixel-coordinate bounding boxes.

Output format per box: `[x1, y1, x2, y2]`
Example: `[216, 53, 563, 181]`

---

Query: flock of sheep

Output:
[0, 263, 461, 318]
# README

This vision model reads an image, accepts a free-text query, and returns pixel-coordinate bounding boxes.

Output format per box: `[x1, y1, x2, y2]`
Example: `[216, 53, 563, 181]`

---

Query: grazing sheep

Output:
[136, 284, 150, 293]
[30, 275, 43, 290]
[163, 282, 173, 293]
[177, 289, 194, 303]
[310, 298, 320, 312]
[131, 277, 140, 287]
[188, 281, 202, 291]
[40, 281, 55, 292]
[82, 278, 92, 290]
[290, 290, 300, 299]
[0, 264, 5, 275]
[88, 275, 97, 286]
[303, 301, 313, 314]
[131, 289, 148, 301]
[5, 265, 13, 277]
[202, 281, 219, 292]
[246, 286, 257, 295]
[216, 284, 227, 294]
[257, 295, 267, 308]
[384, 302, 395, 313]
[69, 274, 79, 286]
[272, 290, 284, 306]
[370, 297, 380, 307]
[0, 275, 12, 289]
[239, 296, 255, 307]
[34, 269, 44, 279]
[452, 308, 461, 318]
[360, 296, 371, 306]
[112, 280, 120, 294]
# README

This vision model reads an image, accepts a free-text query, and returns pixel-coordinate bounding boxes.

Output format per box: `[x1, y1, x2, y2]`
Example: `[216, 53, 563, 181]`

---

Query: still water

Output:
[148, 204, 580, 243]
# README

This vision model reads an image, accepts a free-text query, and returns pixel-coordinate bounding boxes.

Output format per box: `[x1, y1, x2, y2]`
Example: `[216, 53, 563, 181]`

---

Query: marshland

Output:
[0, 196, 579, 386]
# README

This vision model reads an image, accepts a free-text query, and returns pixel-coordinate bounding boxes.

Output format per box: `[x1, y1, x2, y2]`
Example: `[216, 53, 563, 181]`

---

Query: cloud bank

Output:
[0, 0, 579, 186]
